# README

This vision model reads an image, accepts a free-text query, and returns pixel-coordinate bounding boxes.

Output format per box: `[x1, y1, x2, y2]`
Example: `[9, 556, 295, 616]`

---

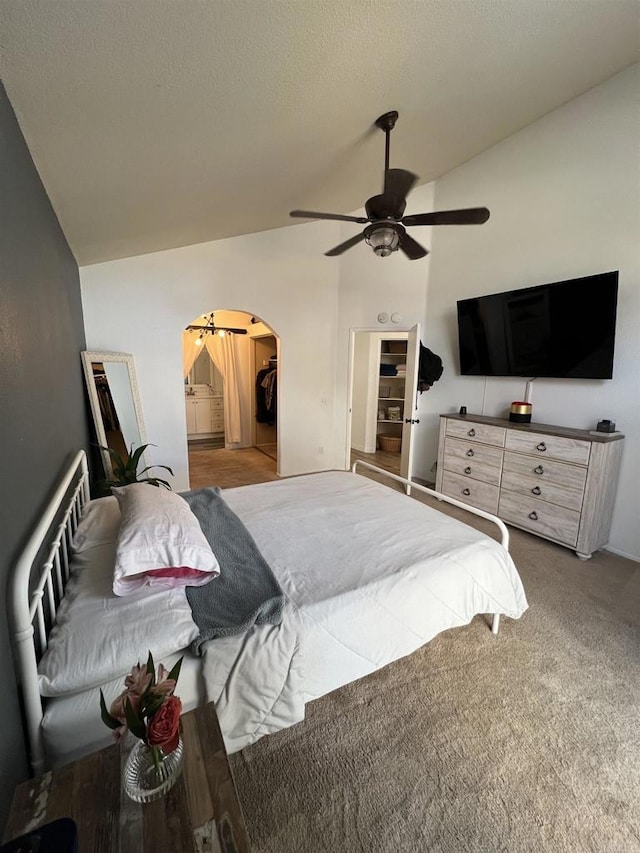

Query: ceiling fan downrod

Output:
[375, 110, 399, 175]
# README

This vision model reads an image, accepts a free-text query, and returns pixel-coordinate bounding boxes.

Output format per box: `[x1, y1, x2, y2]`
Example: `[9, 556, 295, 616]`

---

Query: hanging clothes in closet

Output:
[256, 359, 277, 425]
[94, 374, 120, 432]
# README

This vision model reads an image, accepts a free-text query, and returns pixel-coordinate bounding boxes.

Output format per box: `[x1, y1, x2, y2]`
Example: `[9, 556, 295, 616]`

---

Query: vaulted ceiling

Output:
[1, 1, 638, 264]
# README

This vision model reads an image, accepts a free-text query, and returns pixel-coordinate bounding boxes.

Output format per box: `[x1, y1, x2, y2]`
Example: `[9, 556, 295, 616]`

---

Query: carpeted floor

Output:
[229, 501, 640, 853]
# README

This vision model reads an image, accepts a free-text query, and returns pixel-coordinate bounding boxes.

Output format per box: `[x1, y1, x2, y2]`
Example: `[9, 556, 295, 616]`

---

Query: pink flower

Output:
[108, 689, 142, 740]
[152, 663, 177, 697]
[124, 663, 152, 697]
[109, 690, 140, 722]
[147, 695, 182, 753]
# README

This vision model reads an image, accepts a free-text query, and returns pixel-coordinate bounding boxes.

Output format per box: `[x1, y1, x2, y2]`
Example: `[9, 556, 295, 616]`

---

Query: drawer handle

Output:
[528, 511, 539, 521]
[462, 488, 471, 496]
[466, 449, 474, 457]
[531, 486, 542, 495]
[468, 429, 476, 437]
[534, 465, 544, 475]
[464, 466, 472, 474]
[536, 442, 547, 452]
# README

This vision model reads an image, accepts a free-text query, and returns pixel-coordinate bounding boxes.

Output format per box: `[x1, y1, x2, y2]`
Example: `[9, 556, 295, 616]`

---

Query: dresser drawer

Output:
[504, 430, 590, 465]
[441, 471, 499, 514]
[210, 398, 224, 411]
[503, 452, 587, 492]
[443, 449, 502, 486]
[498, 491, 580, 547]
[445, 419, 505, 447]
[211, 416, 224, 431]
[444, 437, 503, 468]
[501, 470, 584, 512]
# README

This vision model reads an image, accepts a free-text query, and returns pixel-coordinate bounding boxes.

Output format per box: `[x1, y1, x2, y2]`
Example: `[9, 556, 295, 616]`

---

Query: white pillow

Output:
[111, 484, 220, 596]
[38, 538, 199, 697]
[72, 496, 121, 554]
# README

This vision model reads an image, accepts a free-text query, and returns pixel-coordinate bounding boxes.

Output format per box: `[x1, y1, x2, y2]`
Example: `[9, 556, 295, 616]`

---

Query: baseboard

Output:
[603, 545, 640, 563]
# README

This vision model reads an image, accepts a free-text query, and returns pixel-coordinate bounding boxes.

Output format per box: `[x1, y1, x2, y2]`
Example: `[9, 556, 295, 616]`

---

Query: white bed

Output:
[10, 452, 528, 774]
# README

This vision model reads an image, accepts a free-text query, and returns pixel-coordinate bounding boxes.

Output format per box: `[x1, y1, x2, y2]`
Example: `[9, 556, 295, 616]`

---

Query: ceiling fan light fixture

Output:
[365, 224, 400, 257]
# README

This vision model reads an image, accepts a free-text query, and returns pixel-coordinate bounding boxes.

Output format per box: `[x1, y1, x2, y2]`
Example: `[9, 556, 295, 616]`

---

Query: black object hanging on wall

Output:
[417, 344, 443, 393]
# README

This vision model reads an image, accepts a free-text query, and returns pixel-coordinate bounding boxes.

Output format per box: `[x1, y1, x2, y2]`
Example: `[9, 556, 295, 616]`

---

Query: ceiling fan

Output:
[290, 111, 490, 260]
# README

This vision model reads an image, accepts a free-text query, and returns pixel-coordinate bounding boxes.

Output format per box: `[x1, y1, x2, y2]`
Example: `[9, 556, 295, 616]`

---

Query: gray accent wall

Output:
[0, 82, 89, 829]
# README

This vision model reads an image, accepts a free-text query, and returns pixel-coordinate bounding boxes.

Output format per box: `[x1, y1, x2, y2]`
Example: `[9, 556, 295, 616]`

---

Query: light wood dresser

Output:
[435, 413, 624, 559]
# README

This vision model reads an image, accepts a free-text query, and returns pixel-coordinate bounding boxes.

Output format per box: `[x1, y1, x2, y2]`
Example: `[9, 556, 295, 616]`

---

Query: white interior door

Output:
[400, 323, 421, 481]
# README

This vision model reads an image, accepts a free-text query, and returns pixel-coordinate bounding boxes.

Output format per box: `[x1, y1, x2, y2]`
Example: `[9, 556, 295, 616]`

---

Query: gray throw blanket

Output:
[181, 487, 285, 652]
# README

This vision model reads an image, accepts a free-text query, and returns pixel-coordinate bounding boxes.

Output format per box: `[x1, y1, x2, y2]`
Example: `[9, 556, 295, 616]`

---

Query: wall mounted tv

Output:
[457, 271, 618, 379]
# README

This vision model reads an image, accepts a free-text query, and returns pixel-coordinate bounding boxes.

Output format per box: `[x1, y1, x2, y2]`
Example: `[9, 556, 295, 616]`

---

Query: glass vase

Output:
[122, 736, 185, 803]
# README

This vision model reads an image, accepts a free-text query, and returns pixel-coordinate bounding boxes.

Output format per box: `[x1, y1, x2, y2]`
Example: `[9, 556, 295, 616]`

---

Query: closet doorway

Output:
[252, 335, 278, 460]
[347, 326, 420, 481]
[182, 310, 280, 488]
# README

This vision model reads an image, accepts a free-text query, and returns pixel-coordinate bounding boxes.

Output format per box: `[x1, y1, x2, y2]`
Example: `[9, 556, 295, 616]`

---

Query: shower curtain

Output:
[205, 333, 242, 445]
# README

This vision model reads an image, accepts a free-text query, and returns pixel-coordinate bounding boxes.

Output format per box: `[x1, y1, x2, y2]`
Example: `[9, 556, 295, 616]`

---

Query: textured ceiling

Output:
[1, 1, 638, 265]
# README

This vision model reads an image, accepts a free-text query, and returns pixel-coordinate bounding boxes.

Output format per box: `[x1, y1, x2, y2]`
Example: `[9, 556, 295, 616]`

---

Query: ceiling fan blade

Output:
[290, 209, 369, 224]
[384, 168, 418, 200]
[324, 232, 366, 257]
[398, 232, 429, 260]
[402, 207, 490, 227]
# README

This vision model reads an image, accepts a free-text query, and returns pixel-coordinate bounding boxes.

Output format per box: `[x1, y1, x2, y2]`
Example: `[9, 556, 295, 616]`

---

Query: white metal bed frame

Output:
[351, 459, 508, 637]
[10, 450, 90, 775]
[11, 450, 509, 776]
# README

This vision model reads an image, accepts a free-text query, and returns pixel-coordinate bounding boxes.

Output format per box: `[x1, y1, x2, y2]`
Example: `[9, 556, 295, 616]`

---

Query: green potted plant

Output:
[96, 443, 174, 495]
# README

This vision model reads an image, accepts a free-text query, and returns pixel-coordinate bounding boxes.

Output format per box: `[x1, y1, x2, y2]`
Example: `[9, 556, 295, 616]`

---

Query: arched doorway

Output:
[182, 309, 280, 488]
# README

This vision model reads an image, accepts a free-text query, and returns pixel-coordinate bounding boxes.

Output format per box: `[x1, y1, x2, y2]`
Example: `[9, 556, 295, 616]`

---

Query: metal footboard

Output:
[350, 459, 509, 636]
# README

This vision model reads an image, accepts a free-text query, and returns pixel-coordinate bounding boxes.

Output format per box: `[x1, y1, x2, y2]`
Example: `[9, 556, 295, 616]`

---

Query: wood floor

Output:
[188, 446, 278, 489]
[349, 447, 401, 476]
[188, 445, 417, 491]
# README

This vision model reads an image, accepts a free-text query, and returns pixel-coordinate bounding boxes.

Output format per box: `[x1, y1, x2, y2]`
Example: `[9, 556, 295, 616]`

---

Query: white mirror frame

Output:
[81, 351, 148, 479]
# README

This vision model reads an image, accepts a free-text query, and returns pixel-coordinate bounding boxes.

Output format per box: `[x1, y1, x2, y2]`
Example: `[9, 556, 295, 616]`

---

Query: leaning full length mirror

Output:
[81, 351, 148, 479]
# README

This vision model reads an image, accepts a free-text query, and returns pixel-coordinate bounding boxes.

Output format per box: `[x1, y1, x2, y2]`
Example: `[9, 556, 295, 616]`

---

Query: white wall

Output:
[81, 221, 341, 488]
[420, 65, 640, 559]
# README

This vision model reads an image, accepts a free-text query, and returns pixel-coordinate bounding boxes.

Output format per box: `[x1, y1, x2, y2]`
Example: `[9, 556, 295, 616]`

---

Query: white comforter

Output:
[42, 471, 528, 765]
[223, 472, 527, 705]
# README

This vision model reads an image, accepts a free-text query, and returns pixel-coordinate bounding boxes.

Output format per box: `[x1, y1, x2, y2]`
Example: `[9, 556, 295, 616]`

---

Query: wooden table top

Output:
[4, 702, 251, 853]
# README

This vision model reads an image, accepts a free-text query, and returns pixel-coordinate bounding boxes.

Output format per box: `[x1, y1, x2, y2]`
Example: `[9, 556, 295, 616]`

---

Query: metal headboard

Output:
[10, 450, 90, 775]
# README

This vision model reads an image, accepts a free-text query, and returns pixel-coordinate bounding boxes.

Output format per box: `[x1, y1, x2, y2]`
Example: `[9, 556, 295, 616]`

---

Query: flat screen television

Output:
[457, 271, 618, 379]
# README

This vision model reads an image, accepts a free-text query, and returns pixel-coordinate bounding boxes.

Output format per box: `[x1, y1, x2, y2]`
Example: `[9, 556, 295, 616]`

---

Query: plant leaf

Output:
[124, 697, 146, 740]
[143, 477, 173, 490]
[146, 650, 155, 686]
[99, 689, 121, 730]
[137, 464, 174, 477]
[166, 656, 183, 686]
[130, 444, 154, 470]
